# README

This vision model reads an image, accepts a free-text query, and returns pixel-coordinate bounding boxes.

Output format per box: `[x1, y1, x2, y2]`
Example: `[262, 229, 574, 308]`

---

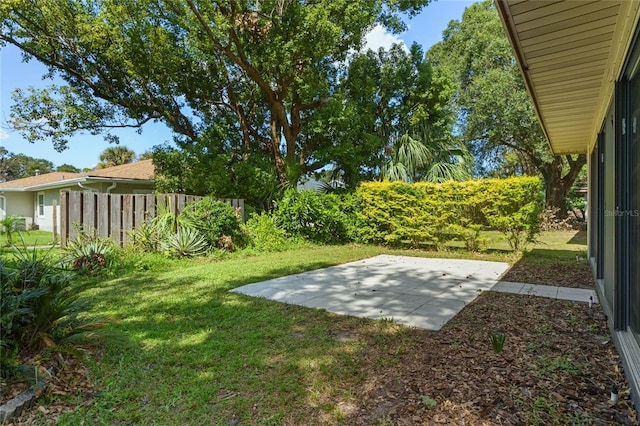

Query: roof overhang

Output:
[0, 177, 154, 192]
[495, 0, 640, 155]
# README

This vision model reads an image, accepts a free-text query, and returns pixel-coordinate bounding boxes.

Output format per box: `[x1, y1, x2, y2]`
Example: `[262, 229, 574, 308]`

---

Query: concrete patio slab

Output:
[231, 255, 600, 331]
[232, 255, 509, 331]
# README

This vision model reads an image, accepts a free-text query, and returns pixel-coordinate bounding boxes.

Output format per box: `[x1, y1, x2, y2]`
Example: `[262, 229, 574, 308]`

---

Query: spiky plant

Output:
[160, 226, 209, 258]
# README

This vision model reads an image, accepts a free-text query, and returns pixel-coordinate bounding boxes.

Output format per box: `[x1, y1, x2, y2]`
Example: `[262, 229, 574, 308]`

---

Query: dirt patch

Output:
[2, 354, 97, 425]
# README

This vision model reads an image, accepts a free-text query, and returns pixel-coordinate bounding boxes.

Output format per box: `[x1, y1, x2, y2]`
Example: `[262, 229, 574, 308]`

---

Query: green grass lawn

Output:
[0, 230, 58, 248]
[0, 230, 61, 261]
[44, 231, 587, 424]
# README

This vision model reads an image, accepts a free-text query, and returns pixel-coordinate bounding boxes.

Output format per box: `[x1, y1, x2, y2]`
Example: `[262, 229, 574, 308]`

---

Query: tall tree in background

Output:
[1, 0, 430, 187]
[56, 164, 81, 173]
[428, 0, 585, 217]
[97, 146, 136, 169]
[0, 147, 54, 181]
[304, 43, 455, 186]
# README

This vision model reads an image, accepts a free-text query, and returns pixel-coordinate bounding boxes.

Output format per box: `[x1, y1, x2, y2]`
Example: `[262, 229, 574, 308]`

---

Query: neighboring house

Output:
[496, 0, 640, 407]
[0, 159, 154, 232]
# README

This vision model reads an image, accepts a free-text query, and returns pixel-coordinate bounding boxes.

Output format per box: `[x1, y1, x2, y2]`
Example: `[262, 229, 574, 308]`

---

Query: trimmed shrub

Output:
[241, 212, 302, 252]
[354, 176, 543, 250]
[477, 177, 543, 250]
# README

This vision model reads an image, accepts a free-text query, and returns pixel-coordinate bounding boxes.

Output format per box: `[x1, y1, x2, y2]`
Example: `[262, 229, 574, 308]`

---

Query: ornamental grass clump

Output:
[1, 245, 107, 379]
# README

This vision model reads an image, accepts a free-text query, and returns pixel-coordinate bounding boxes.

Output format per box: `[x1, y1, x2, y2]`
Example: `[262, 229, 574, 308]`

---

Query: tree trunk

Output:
[539, 154, 586, 219]
[269, 114, 289, 188]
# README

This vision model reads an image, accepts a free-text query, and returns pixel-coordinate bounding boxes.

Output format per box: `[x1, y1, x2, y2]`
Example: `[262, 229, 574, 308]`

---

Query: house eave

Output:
[494, 0, 640, 155]
[0, 177, 154, 192]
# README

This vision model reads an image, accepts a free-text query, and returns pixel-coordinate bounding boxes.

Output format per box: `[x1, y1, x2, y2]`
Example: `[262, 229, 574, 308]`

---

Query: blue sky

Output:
[0, 0, 475, 170]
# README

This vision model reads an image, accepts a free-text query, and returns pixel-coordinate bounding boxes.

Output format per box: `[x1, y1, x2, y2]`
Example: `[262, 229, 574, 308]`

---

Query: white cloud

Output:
[363, 24, 408, 52]
[0, 130, 8, 140]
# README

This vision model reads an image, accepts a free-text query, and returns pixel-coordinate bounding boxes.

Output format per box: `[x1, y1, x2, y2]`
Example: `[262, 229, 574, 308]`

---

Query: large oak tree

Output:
[428, 0, 586, 217]
[1, 0, 430, 186]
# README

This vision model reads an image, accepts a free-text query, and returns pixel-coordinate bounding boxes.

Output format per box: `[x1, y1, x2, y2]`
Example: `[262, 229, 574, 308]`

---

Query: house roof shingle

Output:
[0, 159, 155, 189]
[84, 159, 154, 180]
[0, 172, 84, 189]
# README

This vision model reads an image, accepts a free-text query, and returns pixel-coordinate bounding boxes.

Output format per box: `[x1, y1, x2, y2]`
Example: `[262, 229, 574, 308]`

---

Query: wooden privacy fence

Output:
[60, 191, 245, 247]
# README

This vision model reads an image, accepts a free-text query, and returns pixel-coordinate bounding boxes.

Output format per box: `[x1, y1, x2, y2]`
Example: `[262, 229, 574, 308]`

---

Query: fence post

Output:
[60, 191, 67, 247]
[52, 199, 58, 245]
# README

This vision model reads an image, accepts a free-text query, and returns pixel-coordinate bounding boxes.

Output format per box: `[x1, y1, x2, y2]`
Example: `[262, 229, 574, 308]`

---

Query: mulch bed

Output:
[500, 261, 594, 289]
[346, 292, 636, 425]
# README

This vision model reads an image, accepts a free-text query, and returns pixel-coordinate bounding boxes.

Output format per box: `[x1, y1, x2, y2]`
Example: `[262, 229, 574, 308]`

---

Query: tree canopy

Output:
[0, 147, 54, 181]
[301, 42, 456, 186]
[56, 163, 81, 173]
[427, 0, 585, 216]
[98, 146, 136, 169]
[1, 0, 431, 186]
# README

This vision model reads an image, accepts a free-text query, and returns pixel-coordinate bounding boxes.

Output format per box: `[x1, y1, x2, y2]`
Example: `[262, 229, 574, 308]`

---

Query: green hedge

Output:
[354, 177, 543, 250]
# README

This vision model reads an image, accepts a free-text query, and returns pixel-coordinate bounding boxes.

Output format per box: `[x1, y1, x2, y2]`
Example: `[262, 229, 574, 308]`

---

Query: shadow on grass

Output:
[567, 229, 587, 245]
[520, 248, 583, 265]
[60, 256, 421, 425]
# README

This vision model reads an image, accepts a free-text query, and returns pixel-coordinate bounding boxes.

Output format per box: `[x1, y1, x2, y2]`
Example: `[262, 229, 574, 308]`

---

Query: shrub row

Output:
[272, 177, 543, 251]
[355, 177, 543, 250]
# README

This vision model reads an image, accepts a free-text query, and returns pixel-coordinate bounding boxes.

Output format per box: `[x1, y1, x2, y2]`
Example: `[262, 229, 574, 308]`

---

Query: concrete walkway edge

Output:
[492, 281, 599, 305]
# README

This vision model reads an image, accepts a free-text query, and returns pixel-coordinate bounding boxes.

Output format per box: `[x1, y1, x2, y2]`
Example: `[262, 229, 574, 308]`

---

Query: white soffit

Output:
[495, 0, 640, 155]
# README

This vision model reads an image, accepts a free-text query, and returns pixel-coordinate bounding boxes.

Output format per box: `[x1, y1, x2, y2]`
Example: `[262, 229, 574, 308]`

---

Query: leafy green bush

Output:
[354, 177, 543, 250]
[1, 246, 105, 377]
[241, 212, 300, 252]
[179, 198, 242, 249]
[479, 177, 543, 250]
[272, 189, 352, 244]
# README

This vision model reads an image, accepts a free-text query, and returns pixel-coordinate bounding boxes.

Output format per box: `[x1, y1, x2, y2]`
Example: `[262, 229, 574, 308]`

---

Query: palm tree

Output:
[381, 124, 473, 183]
[98, 146, 136, 169]
[0, 215, 25, 246]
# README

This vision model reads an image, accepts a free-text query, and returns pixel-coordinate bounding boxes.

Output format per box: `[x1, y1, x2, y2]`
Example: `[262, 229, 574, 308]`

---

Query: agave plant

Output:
[65, 231, 116, 274]
[160, 226, 209, 258]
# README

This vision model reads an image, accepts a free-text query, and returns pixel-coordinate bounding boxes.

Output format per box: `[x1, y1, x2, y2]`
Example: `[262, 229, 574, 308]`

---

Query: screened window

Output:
[37, 192, 45, 217]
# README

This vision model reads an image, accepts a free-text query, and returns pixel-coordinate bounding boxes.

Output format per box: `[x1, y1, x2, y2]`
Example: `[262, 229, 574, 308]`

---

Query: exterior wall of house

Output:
[107, 182, 154, 194]
[2, 182, 154, 233]
[2, 192, 34, 228]
[34, 188, 66, 232]
[602, 104, 616, 310]
[589, 27, 640, 408]
[72, 181, 153, 193]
